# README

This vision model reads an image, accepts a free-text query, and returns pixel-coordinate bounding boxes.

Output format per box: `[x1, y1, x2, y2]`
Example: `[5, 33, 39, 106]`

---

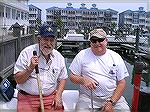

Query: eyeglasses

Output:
[90, 38, 105, 43]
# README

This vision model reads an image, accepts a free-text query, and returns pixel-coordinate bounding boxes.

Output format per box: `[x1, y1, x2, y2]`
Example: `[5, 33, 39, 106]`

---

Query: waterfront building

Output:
[46, 3, 118, 34]
[0, 0, 29, 37]
[146, 12, 150, 31]
[119, 7, 150, 33]
[28, 4, 42, 27]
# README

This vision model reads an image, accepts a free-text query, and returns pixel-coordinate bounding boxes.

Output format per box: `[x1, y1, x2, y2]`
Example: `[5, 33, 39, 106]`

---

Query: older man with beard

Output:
[69, 29, 130, 112]
[14, 24, 68, 112]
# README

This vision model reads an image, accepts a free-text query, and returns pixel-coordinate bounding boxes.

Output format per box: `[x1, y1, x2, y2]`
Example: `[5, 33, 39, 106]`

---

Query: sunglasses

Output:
[90, 38, 105, 43]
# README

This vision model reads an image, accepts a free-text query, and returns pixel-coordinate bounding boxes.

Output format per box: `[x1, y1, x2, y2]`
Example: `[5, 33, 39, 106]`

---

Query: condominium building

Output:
[146, 12, 150, 30]
[0, 0, 29, 36]
[28, 4, 42, 27]
[46, 3, 118, 33]
[119, 7, 150, 32]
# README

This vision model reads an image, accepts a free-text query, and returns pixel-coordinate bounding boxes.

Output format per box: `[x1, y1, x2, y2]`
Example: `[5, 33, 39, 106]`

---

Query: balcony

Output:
[29, 11, 38, 14]
[125, 15, 132, 19]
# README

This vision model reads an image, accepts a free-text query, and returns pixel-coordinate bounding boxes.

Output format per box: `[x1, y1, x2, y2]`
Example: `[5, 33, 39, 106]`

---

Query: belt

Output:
[19, 90, 31, 95]
[19, 90, 56, 96]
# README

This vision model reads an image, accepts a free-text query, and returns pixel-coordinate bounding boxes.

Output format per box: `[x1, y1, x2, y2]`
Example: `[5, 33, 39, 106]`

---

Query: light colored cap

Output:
[90, 29, 107, 39]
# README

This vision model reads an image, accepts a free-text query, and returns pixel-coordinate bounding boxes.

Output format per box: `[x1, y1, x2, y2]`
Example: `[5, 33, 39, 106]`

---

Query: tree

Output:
[55, 18, 64, 38]
[110, 22, 117, 35]
[35, 18, 42, 30]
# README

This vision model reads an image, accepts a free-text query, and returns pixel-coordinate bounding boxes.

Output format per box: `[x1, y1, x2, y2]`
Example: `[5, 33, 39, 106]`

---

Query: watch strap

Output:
[107, 99, 116, 106]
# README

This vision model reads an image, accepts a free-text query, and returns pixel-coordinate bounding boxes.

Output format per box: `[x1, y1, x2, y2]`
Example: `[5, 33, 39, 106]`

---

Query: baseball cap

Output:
[39, 24, 55, 38]
[90, 29, 107, 39]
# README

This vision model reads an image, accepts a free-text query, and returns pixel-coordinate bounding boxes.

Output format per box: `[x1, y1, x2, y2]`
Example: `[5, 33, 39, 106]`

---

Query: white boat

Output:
[0, 89, 79, 112]
[64, 30, 85, 41]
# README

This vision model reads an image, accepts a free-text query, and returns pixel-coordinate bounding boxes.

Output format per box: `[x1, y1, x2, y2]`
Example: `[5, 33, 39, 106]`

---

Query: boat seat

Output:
[0, 89, 79, 111]
[62, 90, 79, 111]
[0, 89, 18, 112]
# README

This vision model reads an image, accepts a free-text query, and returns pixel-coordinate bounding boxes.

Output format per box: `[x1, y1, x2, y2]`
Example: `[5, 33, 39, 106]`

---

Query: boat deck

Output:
[0, 89, 79, 112]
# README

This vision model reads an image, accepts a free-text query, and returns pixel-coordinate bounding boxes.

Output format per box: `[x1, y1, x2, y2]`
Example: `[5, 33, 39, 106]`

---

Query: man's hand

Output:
[53, 94, 63, 110]
[101, 101, 114, 112]
[83, 76, 98, 90]
[29, 55, 39, 70]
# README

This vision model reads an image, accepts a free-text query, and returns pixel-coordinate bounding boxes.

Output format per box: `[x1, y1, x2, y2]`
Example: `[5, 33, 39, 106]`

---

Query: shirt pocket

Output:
[108, 65, 117, 80]
[46, 67, 60, 84]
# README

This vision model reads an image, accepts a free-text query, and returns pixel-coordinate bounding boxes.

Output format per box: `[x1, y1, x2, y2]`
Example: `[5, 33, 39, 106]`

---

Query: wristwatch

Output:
[106, 99, 116, 106]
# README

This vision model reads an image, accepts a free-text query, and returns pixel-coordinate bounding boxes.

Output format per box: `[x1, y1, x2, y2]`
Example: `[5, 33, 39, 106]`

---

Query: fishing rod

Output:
[33, 51, 45, 112]
[90, 89, 94, 112]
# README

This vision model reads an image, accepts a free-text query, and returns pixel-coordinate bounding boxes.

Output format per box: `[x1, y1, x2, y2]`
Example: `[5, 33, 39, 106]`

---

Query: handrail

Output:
[0, 63, 15, 79]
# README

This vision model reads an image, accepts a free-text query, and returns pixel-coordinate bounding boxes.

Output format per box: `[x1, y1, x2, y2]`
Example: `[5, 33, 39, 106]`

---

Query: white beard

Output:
[40, 47, 52, 56]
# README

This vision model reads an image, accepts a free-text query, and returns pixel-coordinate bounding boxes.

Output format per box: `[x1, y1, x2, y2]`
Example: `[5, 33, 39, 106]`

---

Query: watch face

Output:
[110, 100, 116, 106]
[107, 99, 116, 106]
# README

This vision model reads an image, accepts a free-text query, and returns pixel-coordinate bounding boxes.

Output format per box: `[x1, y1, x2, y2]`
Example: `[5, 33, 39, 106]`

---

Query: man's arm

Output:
[54, 79, 67, 109]
[69, 72, 84, 85]
[69, 72, 98, 89]
[102, 79, 126, 111]
[56, 79, 66, 97]
[111, 79, 126, 103]
[14, 67, 34, 84]
[14, 55, 38, 84]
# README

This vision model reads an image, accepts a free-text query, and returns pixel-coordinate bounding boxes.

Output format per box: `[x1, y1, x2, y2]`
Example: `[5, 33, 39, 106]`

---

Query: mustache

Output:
[44, 45, 53, 49]
[44, 46, 51, 48]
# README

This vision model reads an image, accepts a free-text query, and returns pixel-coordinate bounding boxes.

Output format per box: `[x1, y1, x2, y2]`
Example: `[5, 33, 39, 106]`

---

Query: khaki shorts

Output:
[75, 94, 130, 112]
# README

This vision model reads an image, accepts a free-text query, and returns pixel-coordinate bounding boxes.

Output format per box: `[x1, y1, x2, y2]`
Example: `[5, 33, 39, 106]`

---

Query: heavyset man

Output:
[69, 28, 130, 112]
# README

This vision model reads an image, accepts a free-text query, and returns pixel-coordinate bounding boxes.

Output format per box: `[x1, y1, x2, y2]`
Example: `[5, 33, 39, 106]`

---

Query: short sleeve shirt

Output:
[14, 44, 68, 96]
[69, 48, 129, 99]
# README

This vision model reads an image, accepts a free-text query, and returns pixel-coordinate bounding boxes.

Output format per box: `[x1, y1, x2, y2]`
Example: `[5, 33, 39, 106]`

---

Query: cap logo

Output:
[39, 24, 56, 38]
[46, 27, 53, 32]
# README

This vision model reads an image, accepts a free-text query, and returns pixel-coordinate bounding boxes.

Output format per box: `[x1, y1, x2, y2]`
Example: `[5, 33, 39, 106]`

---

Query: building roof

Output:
[90, 7, 98, 10]
[122, 10, 133, 13]
[106, 8, 118, 13]
[28, 4, 42, 11]
[64, 7, 76, 11]
[46, 6, 60, 11]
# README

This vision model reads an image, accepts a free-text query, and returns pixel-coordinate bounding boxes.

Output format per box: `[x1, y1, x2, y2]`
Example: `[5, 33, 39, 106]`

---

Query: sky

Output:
[28, 0, 150, 22]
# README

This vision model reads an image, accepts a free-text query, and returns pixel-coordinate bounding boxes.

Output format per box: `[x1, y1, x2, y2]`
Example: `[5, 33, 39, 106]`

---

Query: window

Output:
[12, 9, 16, 19]
[16, 11, 20, 20]
[6, 7, 11, 19]
[0, 5, 4, 18]
[21, 12, 24, 20]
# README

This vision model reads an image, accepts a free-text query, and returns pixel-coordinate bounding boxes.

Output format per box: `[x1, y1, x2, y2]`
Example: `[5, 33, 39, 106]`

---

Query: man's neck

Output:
[43, 54, 50, 63]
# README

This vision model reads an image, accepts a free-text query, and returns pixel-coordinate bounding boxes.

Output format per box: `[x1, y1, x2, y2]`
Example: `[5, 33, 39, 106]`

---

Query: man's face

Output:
[38, 37, 56, 56]
[90, 37, 108, 56]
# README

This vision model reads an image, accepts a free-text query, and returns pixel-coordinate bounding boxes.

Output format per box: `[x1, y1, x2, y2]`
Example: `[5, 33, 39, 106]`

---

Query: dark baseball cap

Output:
[39, 24, 55, 38]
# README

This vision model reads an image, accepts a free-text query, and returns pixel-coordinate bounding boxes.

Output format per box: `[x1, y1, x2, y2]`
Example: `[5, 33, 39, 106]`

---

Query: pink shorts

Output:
[17, 90, 64, 112]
